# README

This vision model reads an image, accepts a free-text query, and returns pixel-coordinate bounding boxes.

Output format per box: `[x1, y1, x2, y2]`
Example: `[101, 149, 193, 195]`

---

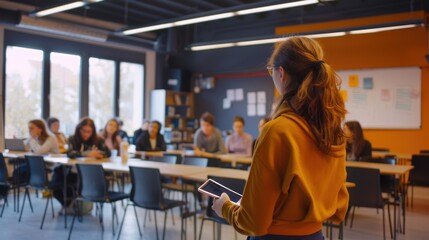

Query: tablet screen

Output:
[198, 179, 242, 203]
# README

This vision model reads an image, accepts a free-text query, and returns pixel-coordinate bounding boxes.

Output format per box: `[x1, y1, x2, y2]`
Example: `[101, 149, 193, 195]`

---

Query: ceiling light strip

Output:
[32, 0, 104, 17]
[190, 23, 421, 51]
[122, 0, 318, 35]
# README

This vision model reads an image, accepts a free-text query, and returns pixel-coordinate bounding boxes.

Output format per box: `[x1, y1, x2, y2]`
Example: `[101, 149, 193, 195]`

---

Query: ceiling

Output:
[1, 0, 428, 51]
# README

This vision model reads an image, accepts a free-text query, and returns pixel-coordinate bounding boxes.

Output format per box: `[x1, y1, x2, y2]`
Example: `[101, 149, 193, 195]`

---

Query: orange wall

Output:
[276, 12, 429, 153]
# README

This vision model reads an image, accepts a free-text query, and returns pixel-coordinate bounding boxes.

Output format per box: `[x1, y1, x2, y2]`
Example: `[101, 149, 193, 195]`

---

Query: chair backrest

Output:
[163, 153, 182, 164]
[363, 157, 397, 193]
[409, 155, 429, 186]
[183, 157, 208, 167]
[25, 155, 48, 188]
[205, 176, 246, 219]
[206, 157, 223, 167]
[129, 166, 163, 209]
[346, 166, 383, 208]
[76, 164, 107, 201]
[148, 155, 178, 164]
[0, 153, 9, 183]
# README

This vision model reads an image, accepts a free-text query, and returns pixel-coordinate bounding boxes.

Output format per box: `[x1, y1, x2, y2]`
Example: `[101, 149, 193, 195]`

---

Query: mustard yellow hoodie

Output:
[222, 104, 349, 236]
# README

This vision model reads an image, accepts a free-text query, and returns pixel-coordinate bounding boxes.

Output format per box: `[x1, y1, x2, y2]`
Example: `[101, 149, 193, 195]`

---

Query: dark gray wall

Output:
[194, 75, 274, 139]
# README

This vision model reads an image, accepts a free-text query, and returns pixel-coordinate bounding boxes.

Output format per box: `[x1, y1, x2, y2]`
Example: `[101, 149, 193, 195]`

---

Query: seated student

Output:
[52, 117, 110, 208]
[193, 112, 226, 156]
[46, 117, 68, 153]
[25, 119, 60, 154]
[133, 119, 150, 144]
[135, 120, 166, 151]
[99, 118, 122, 156]
[115, 117, 129, 143]
[12, 119, 60, 183]
[252, 117, 270, 155]
[344, 121, 372, 161]
[225, 116, 253, 156]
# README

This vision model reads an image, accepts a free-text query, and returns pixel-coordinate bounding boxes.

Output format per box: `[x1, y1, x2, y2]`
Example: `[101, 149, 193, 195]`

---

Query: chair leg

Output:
[68, 201, 78, 240]
[0, 199, 5, 217]
[162, 211, 168, 240]
[382, 206, 386, 240]
[50, 194, 55, 218]
[387, 202, 393, 238]
[133, 205, 142, 237]
[28, 189, 34, 213]
[154, 211, 159, 240]
[198, 218, 205, 240]
[111, 204, 116, 236]
[18, 188, 29, 222]
[117, 203, 128, 240]
[40, 195, 50, 229]
[98, 203, 105, 232]
[349, 207, 356, 228]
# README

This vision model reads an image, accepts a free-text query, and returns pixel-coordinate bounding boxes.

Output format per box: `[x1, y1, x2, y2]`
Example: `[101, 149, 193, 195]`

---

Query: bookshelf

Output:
[150, 89, 198, 149]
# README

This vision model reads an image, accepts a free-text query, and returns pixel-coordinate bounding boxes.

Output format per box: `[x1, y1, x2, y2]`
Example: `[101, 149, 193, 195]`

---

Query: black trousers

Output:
[51, 166, 77, 207]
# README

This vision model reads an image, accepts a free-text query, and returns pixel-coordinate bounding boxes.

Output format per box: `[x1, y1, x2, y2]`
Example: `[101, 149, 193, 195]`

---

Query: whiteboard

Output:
[337, 67, 421, 129]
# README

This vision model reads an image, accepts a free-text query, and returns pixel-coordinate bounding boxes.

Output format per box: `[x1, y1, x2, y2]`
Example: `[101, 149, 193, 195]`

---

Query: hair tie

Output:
[312, 60, 324, 69]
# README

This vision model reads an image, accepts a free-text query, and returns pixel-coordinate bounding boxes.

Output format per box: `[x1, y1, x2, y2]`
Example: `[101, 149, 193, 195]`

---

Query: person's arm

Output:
[67, 137, 83, 158]
[135, 133, 146, 151]
[35, 136, 59, 154]
[158, 134, 167, 151]
[96, 138, 111, 158]
[225, 136, 231, 153]
[215, 129, 227, 154]
[328, 181, 349, 223]
[364, 140, 372, 158]
[245, 134, 253, 157]
[220, 124, 283, 236]
[193, 129, 203, 150]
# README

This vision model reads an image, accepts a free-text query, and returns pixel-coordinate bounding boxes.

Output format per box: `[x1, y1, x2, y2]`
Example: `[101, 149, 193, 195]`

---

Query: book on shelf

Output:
[166, 106, 175, 116]
[171, 131, 182, 142]
[174, 94, 182, 105]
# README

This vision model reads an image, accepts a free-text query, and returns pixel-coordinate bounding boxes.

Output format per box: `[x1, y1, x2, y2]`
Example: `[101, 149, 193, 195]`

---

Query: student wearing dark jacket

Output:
[52, 117, 110, 208]
[135, 120, 166, 151]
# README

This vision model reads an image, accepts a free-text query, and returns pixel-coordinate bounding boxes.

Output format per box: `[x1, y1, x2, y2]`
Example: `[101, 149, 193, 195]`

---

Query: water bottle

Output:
[120, 140, 129, 164]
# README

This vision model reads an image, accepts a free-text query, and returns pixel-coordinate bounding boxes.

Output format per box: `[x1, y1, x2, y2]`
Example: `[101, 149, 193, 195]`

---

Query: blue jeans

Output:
[247, 230, 324, 240]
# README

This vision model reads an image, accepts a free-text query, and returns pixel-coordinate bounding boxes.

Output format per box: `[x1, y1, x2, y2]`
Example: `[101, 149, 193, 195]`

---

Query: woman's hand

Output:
[84, 150, 104, 159]
[212, 193, 230, 217]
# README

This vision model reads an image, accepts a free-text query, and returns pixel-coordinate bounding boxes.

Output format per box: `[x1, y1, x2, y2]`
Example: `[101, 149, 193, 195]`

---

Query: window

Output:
[5, 46, 43, 138]
[50, 52, 81, 135]
[88, 57, 115, 131]
[119, 62, 144, 135]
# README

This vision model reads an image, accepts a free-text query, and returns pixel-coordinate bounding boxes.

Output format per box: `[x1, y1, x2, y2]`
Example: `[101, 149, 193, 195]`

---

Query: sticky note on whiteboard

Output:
[363, 77, 373, 89]
[339, 90, 348, 102]
[348, 75, 359, 88]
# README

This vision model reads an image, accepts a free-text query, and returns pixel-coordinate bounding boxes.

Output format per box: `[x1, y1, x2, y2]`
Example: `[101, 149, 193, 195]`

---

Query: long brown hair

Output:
[345, 121, 366, 157]
[269, 37, 346, 154]
[102, 118, 120, 150]
[29, 119, 50, 144]
[74, 117, 98, 145]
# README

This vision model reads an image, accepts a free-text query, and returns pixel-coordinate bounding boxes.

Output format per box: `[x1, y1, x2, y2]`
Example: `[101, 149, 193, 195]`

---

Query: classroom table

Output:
[346, 160, 414, 240]
[215, 154, 252, 167]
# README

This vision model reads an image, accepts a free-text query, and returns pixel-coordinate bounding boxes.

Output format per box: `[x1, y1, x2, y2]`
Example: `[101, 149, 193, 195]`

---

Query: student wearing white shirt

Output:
[25, 119, 59, 154]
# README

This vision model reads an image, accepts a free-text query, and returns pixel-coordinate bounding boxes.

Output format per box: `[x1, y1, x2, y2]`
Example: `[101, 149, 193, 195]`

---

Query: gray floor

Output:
[0, 187, 428, 240]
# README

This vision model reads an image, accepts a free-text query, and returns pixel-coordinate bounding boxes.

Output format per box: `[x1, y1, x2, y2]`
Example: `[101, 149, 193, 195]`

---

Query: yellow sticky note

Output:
[340, 90, 348, 102]
[348, 75, 359, 88]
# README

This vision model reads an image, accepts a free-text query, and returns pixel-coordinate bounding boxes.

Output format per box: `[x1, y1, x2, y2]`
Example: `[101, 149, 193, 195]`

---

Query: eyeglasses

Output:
[266, 65, 279, 76]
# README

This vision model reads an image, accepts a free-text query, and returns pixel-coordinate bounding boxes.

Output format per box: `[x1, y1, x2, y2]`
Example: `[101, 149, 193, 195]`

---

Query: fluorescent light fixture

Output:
[32, 0, 104, 17]
[175, 12, 235, 26]
[236, 37, 286, 46]
[122, 23, 175, 35]
[305, 32, 346, 38]
[191, 43, 236, 51]
[349, 24, 419, 34]
[122, 0, 319, 35]
[236, 0, 318, 15]
[189, 23, 421, 51]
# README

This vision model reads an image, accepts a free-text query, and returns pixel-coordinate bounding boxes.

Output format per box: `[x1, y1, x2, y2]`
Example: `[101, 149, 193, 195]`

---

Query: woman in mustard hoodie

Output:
[212, 36, 349, 240]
